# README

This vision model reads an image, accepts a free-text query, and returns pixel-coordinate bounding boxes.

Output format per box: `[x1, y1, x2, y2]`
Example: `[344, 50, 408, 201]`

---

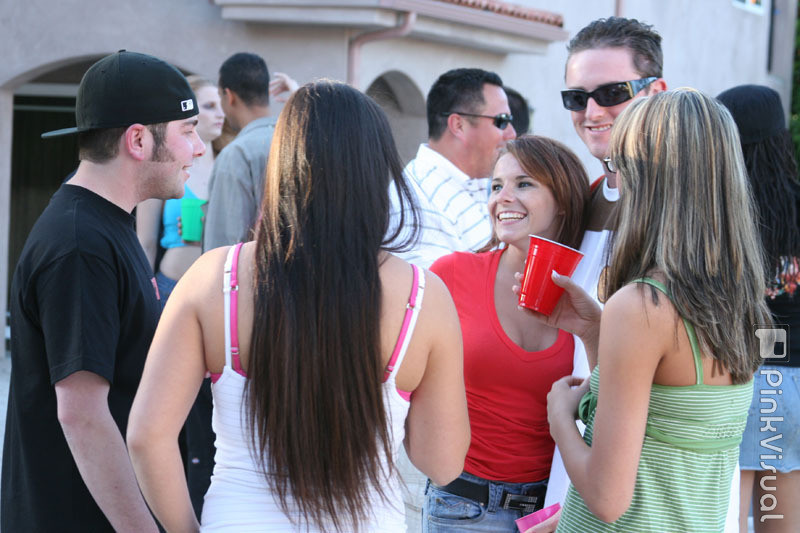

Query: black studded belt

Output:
[435, 475, 546, 514]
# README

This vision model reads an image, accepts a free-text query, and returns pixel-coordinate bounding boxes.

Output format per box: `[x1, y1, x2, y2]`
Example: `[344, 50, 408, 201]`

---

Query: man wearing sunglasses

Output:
[391, 67, 516, 271]
[545, 17, 739, 533]
[555, 18, 666, 385]
[541, 15, 667, 524]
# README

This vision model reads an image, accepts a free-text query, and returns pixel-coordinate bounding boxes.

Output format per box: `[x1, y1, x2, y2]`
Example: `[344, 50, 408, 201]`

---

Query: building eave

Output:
[213, 0, 568, 54]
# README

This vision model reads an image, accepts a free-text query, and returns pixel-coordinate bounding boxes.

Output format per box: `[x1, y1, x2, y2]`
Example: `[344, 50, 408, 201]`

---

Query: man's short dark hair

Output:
[426, 68, 504, 140]
[78, 123, 168, 163]
[219, 52, 270, 107]
[504, 87, 531, 135]
[566, 17, 663, 79]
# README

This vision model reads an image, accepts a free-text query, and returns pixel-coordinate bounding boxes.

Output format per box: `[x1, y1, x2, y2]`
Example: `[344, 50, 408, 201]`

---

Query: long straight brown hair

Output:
[606, 88, 770, 383]
[247, 81, 419, 530]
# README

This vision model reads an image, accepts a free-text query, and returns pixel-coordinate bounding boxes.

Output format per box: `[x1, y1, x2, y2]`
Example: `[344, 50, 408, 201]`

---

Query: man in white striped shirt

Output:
[391, 68, 516, 269]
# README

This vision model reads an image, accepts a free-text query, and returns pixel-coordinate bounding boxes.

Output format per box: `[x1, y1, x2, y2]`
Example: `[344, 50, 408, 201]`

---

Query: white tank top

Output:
[200, 244, 424, 532]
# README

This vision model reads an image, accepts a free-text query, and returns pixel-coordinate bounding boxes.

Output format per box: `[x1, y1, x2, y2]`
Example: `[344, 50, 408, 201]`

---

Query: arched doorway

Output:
[365, 71, 426, 165]
[8, 58, 104, 300]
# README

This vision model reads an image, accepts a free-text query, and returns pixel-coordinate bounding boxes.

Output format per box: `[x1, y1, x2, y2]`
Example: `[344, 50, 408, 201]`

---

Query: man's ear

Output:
[123, 124, 149, 161]
[222, 87, 237, 107]
[649, 78, 668, 95]
[447, 112, 469, 141]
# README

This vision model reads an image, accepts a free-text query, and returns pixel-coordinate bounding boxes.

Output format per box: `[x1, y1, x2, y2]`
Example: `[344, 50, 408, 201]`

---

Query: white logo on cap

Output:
[181, 99, 194, 112]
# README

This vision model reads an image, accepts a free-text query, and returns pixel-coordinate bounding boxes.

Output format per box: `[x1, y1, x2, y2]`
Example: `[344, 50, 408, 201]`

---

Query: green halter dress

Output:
[556, 278, 754, 532]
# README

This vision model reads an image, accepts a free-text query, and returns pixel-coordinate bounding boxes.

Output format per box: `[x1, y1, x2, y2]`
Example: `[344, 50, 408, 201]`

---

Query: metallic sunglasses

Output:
[440, 111, 514, 130]
[602, 157, 617, 175]
[561, 77, 657, 111]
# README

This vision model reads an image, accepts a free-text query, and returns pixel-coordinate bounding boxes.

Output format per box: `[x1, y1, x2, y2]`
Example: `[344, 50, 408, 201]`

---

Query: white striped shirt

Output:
[390, 144, 492, 268]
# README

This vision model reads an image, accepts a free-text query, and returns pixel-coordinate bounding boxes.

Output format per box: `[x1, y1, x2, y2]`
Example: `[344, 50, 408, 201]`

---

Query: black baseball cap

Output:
[42, 50, 198, 138]
[717, 84, 786, 145]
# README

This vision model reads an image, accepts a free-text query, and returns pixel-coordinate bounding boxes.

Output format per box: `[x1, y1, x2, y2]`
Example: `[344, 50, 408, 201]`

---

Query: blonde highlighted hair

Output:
[186, 74, 214, 94]
[606, 88, 770, 383]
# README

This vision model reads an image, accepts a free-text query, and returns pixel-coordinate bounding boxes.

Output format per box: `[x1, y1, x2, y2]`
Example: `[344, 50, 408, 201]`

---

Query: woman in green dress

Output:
[522, 88, 771, 532]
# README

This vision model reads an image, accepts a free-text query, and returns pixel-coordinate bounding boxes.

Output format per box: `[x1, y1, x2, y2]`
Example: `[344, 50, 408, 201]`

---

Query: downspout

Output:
[348, 11, 417, 89]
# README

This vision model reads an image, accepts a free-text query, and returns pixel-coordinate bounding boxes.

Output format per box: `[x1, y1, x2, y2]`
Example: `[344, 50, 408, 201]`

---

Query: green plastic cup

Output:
[180, 198, 207, 243]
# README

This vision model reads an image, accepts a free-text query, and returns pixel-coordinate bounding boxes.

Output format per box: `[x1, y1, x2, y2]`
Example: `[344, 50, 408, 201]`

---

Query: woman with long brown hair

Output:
[127, 80, 470, 532]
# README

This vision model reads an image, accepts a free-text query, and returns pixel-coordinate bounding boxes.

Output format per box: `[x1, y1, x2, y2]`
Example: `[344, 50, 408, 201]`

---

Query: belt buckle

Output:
[502, 492, 539, 513]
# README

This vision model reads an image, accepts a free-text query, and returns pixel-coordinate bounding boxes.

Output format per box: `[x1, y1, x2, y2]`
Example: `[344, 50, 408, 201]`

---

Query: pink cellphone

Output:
[515, 503, 561, 532]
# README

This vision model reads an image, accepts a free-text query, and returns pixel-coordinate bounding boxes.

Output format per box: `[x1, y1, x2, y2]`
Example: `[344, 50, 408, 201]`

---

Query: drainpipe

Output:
[348, 11, 417, 89]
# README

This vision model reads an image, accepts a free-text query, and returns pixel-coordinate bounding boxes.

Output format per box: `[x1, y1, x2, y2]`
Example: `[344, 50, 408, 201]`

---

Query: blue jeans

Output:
[739, 365, 800, 472]
[422, 471, 547, 532]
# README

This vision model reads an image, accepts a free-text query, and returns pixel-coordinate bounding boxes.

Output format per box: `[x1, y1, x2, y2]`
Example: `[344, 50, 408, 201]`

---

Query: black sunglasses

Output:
[440, 111, 514, 130]
[561, 77, 657, 111]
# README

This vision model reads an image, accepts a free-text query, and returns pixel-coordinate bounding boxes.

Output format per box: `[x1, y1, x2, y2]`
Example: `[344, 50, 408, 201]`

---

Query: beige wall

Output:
[505, 0, 791, 177]
[1, 0, 349, 102]
[1, 0, 352, 342]
[0, 0, 793, 341]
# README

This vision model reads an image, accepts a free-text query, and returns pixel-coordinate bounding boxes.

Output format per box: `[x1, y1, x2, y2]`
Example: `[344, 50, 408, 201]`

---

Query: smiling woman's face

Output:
[488, 153, 561, 252]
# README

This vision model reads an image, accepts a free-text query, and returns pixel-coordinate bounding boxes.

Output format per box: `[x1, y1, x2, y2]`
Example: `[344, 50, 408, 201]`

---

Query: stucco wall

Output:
[506, 0, 789, 176]
[4, 0, 786, 180]
[1, 0, 348, 102]
[0, 0, 793, 341]
[0, 0, 353, 342]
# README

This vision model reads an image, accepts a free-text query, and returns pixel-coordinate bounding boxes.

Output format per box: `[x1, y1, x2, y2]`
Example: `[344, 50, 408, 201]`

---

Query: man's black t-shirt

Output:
[1, 184, 161, 532]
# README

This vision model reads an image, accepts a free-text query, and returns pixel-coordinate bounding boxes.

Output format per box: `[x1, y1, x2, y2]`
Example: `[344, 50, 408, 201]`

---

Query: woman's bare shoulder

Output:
[382, 253, 453, 307]
[604, 280, 677, 327]
[176, 243, 256, 302]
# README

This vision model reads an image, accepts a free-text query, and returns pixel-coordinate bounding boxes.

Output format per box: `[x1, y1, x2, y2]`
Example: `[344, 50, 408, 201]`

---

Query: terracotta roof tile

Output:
[434, 0, 563, 27]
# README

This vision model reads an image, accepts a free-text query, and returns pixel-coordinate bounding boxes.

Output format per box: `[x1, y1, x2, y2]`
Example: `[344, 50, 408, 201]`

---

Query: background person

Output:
[127, 81, 470, 532]
[390, 68, 516, 270]
[424, 135, 588, 532]
[504, 87, 532, 135]
[717, 83, 800, 533]
[203, 52, 275, 250]
[531, 89, 769, 532]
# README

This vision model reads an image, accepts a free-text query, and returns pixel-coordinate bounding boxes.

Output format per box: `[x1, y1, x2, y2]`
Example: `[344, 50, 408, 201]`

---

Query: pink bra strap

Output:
[384, 264, 420, 382]
[229, 242, 244, 375]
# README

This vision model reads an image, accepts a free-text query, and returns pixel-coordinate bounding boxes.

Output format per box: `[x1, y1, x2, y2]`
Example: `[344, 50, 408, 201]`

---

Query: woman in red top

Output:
[424, 135, 590, 532]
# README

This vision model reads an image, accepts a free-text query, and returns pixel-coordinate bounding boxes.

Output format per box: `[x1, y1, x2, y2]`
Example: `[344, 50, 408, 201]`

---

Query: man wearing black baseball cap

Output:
[2, 50, 204, 532]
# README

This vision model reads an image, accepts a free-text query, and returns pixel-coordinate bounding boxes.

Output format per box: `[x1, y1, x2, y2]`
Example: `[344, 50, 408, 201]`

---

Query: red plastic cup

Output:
[518, 235, 583, 316]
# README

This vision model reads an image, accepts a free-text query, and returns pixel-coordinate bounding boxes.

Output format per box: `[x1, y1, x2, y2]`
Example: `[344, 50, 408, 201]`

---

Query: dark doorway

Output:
[8, 95, 79, 296]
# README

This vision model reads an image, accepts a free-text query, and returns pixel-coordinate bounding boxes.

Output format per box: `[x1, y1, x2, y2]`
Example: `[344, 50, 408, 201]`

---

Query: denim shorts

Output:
[422, 471, 547, 532]
[739, 365, 800, 472]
